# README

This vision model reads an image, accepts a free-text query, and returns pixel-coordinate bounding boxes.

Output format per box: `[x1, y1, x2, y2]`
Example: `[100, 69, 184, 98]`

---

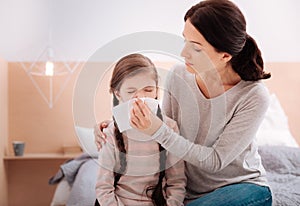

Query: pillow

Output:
[75, 126, 99, 157]
[256, 93, 299, 147]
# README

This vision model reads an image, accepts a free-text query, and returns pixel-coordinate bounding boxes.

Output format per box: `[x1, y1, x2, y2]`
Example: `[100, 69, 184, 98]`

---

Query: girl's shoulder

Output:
[103, 122, 117, 146]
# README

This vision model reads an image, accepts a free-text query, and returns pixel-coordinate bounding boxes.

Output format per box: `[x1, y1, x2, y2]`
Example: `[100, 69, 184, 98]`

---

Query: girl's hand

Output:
[130, 98, 163, 136]
[94, 120, 111, 150]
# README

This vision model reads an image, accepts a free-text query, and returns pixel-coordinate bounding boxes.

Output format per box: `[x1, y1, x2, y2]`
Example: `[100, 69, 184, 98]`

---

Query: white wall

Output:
[234, 0, 300, 62]
[0, 0, 299, 62]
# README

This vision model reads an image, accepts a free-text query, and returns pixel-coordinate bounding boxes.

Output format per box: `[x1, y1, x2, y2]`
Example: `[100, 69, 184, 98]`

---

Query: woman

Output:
[96, 0, 272, 205]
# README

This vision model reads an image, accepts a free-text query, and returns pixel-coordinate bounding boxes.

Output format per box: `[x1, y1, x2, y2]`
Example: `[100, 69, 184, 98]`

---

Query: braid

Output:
[113, 95, 127, 187]
[146, 105, 167, 206]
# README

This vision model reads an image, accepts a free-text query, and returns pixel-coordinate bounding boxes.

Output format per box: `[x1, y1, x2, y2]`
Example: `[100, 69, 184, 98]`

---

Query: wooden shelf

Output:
[4, 152, 82, 160]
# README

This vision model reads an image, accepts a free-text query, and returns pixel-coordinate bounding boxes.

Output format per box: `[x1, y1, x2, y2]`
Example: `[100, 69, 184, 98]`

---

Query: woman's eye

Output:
[194, 47, 201, 52]
[127, 91, 135, 94]
[145, 89, 154, 93]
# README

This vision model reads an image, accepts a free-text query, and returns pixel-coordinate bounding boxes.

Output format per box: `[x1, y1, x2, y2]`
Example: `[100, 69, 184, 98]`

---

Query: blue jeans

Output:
[186, 183, 272, 206]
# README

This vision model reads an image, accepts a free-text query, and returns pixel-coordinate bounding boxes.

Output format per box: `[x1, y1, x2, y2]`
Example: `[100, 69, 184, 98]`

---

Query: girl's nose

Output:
[133, 90, 145, 99]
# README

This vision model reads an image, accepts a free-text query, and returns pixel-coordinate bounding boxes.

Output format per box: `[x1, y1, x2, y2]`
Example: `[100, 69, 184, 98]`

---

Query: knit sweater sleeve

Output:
[153, 86, 270, 173]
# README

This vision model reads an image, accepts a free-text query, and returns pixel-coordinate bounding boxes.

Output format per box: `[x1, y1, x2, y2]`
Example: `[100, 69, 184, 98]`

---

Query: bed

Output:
[49, 93, 300, 206]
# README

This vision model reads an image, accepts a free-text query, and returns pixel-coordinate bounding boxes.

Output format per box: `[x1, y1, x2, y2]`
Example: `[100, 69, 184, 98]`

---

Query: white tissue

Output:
[112, 97, 159, 132]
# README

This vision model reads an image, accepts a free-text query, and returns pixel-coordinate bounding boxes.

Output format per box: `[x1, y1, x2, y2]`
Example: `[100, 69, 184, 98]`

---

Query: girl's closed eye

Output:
[144, 87, 155, 93]
[127, 90, 136, 94]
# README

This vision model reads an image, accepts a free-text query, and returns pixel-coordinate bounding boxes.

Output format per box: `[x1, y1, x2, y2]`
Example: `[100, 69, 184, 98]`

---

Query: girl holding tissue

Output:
[96, 0, 272, 205]
[95, 53, 186, 206]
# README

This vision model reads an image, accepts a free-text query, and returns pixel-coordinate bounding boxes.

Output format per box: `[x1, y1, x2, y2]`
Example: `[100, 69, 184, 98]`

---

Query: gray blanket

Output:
[259, 146, 300, 206]
[66, 158, 98, 206]
[49, 153, 99, 206]
[49, 153, 95, 186]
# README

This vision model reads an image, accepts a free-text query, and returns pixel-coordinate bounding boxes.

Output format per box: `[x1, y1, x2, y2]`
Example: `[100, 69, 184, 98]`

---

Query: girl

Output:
[95, 53, 186, 206]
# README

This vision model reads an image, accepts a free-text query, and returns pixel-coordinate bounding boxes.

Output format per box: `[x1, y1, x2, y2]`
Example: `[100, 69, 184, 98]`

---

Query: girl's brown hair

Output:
[110, 53, 166, 206]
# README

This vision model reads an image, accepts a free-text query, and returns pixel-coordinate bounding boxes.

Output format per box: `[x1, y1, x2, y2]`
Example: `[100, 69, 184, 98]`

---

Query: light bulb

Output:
[45, 61, 54, 76]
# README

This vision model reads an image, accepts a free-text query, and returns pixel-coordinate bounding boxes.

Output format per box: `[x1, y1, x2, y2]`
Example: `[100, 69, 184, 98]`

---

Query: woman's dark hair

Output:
[110, 53, 166, 206]
[184, 0, 271, 81]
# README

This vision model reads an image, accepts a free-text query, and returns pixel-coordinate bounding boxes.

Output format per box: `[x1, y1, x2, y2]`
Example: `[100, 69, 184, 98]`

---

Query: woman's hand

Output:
[130, 99, 163, 136]
[94, 120, 111, 150]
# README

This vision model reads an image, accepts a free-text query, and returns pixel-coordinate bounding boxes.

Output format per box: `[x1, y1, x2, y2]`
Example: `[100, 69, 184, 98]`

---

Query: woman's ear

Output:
[221, 52, 232, 63]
